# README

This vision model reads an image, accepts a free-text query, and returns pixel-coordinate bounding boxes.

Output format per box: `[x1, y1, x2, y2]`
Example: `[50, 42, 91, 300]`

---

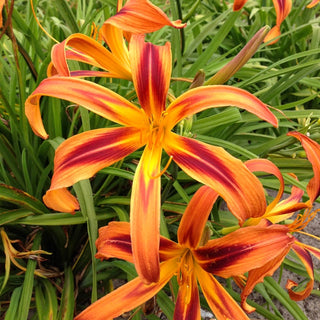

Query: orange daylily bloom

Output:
[48, 0, 185, 78]
[220, 132, 320, 313]
[233, 0, 292, 45]
[25, 35, 277, 283]
[75, 186, 295, 320]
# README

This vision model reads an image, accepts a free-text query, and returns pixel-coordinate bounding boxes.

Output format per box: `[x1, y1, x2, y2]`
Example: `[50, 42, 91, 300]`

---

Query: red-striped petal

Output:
[164, 133, 267, 224]
[264, 0, 292, 44]
[240, 237, 292, 313]
[95, 221, 181, 263]
[178, 186, 219, 249]
[95, 222, 133, 263]
[165, 85, 278, 130]
[288, 132, 320, 204]
[174, 268, 200, 320]
[105, 0, 186, 34]
[50, 127, 143, 191]
[74, 259, 177, 320]
[129, 35, 171, 120]
[130, 144, 162, 283]
[286, 242, 314, 301]
[25, 77, 146, 138]
[194, 224, 294, 278]
[195, 265, 250, 320]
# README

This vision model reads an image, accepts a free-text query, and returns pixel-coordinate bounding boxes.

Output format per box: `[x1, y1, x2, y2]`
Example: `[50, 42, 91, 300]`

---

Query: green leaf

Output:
[17, 231, 42, 320]
[0, 183, 47, 214]
[57, 266, 75, 320]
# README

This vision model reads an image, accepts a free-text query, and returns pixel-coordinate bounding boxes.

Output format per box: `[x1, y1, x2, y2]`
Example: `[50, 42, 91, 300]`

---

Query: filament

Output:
[150, 156, 173, 179]
[30, 0, 59, 44]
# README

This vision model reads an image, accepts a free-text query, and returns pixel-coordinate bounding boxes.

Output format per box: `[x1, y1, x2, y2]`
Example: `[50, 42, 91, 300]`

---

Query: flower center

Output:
[176, 248, 195, 304]
[147, 111, 168, 148]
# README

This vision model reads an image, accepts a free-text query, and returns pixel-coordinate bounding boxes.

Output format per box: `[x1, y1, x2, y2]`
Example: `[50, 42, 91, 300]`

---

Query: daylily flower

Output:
[75, 186, 295, 320]
[25, 35, 278, 283]
[233, 0, 292, 45]
[48, 0, 186, 78]
[220, 132, 320, 313]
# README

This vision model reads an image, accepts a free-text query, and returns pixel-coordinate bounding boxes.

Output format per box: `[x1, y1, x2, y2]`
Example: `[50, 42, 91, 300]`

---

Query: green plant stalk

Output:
[57, 266, 75, 320]
[17, 231, 42, 320]
[74, 180, 98, 302]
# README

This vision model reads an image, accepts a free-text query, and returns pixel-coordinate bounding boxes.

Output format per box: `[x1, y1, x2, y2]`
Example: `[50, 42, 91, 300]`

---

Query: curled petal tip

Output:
[264, 26, 281, 45]
[43, 188, 80, 213]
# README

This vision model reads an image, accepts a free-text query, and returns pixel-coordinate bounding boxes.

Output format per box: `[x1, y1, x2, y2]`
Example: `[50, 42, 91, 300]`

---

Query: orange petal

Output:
[307, 0, 320, 7]
[264, 0, 292, 45]
[105, 0, 186, 34]
[51, 33, 131, 79]
[0, 0, 4, 28]
[240, 237, 292, 313]
[129, 35, 171, 120]
[174, 268, 200, 320]
[264, 25, 281, 45]
[74, 259, 177, 320]
[165, 85, 278, 130]
[49, 127, 143, 192]
[95, 221, 181, 263]
[99, 24, 130, 69]
[25, 77, 145, 138]
[195, 265, 250, 320]
[130, 145, 162, 283]
[266, 183, 306, 223]
[194, 224, 294, 279]
[273, 0, 292, 27]
[43, 188, 79, 213]
[233, 0, 248, 10]
[50, 39, 70, 76]
[178, 186, 219, 249]
[288, 132, 320, 204]
[245, 158, 285, 213]
[164, 133, 267, 224]
[286, 242, 314, 301]
[95, 222, 133, 263]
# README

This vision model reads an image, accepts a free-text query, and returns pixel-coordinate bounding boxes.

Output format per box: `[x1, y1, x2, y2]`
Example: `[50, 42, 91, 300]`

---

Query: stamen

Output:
[296, 230, 320, 241]
[90, 22, 99, 40]
[150, 156, 173, 179]
[30, 0, 59, 44]
[288, 208, 319, 233]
